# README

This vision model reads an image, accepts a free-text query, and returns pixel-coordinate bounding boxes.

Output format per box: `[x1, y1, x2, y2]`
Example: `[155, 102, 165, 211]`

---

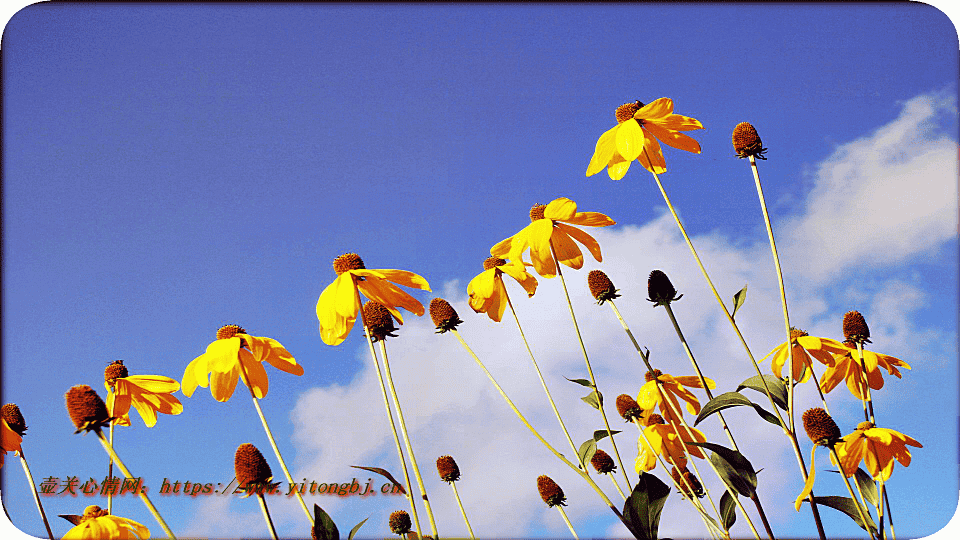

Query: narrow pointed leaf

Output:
[594, 429, 622, 442]
[622, 471, 671, 540]
[694, 391, 782, 428]
[720, 490, 737, 531]
[737, 374, 789, 411]
[565, 376, 595, 388]
[731, 285, 748, 319]
[350, 465, 405, 495]
[581, 390, 603, 409]
[313, 504, 340, 540]
[828, 467, 879, 506]
[689, 442, 758, 497]
[348, 517, 369, 540]
[809, 495, 879, 535]
[578, 438, 597, 466]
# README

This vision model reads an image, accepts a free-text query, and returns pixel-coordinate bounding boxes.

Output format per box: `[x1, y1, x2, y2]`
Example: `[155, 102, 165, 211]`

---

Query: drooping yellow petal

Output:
[544, 197, 578, 221]
[635, 98, 673, 121]
[587, 124, 619, 177]
[358, 268, 431, 292]
[643, 122, 702, 154]
[497, 263, 538, 297]
[358, 278, 425, 317]
[551, 228, 585, 270]
[637, 128, 667, 174]
[654, 113, 703, 131]
[563, 211, 616, 227]
[246, 335, 303, 376]
[239, 348, 269, 399]
[123, 375, 180, 394]
[181, 354, 209, 397]
[467, 268, 497, 302]
[795, 445, 819, 510]
[556, 222, 602, 264]
[606, 151, 632, 180]
[615, 119, 645, 162]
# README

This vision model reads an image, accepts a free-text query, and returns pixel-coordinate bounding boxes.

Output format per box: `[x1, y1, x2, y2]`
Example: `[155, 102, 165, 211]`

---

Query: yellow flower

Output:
[637, 370, 715, 424]
[586, 98, 703, 180]
[182, 325, 303, 402]
[62, 506, 150, 540]
[316, 253, 431, 346]
[819, 345, 911, 399]
[104, 361, 183, 428]
[635, 414, 706, 472]
[466, 256, 538, 322]
[762, 328, 848, 383]
[833, 422, 922, 481]
[490, 197, 615, 279]
[1, 419, 22, 469]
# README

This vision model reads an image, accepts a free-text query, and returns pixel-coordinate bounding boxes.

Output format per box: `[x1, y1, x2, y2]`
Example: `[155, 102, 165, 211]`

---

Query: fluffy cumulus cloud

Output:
[248, 91, 956, 539]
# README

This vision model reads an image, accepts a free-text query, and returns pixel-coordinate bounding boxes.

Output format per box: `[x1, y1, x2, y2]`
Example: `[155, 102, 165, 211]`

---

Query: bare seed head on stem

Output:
[647, 270, 682, 306]
[732, 122, 767, 159]
[436, 455, 461, 483]
[590, 449, 617, 474]
[587, 270, 620, 304]
[234, 443, 275, 496]
[363, 300, 399, 341]
[615, 394, 643, 422]
[65, 385, 111, 433]
[430, 298, 463, 333]
[842, 311, 871, 345]
[536, 475, 567, 507]
[389, 510, 412, 536]
[1, 403, 27, 436]
[802, 408, 841, 447]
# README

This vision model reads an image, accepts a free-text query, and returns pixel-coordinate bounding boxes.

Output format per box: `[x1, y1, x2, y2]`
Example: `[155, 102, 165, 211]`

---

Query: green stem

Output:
[108, 412, 115, 514]
[17, 449, 55, 540]
[450, 481, 476, 540]
[557, 506, 579, 539]
[257, 493, 280, 540]
[831, 445, 877, 540]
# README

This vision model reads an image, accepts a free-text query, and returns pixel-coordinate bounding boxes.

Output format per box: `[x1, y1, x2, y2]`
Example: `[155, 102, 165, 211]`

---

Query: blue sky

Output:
[1, 3, 958, 540]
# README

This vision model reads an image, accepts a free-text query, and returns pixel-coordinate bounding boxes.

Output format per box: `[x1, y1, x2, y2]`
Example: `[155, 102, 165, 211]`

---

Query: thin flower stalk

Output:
[831, 444, 878, 540]
[355, 288, 424, 539]
[549, 242, 631, 489]
[93, 430, 176, 539]
[854, 342, 877, 424]
[505, 290, 580, 466]
[448, 328, 630, 528]
[16, 448, 55, 540]
[378, 340, 440, 540]
[257, 493, 280, 540]
[607, 472, 626, 501]
[661, 301, 739, 451]
[644, 148, 827, 540]
[557, 506, 579, 539]
[236, 360, 313, 525]
[449, 481, 476, 540]
[107, 422, 115, 514]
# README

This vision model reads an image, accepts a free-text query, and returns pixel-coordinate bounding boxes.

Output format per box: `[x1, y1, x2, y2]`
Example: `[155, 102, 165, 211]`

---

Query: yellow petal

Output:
[643, 122, 702, 154]
[636, 98, 673, 120]
[499, 263, 538, 297]
[564, 211, 615, 227]
[359, 268, 431, 292]
[358, 278, 426, 317]
[468, 268, 497, 300]
[615, 119, 645, 162]
[544, 197, 577, 221]
[181, 355, 208, 397]
[246, 335, 304, 376]
[587, 125, 619, 176]
[124, 375, 180, 394]
[795, 445, 819, 511]
[555, 222, 602, 263]
[655, 113, 703, 131]
[637, 128, 667, 174]
[606, 150, 632, 180]
[239, 348, 269, 399]
[551, 229, 584, 270]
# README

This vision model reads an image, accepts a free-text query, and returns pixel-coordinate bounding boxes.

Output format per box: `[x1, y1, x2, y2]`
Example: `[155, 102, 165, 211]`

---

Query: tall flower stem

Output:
[257, 493, 280, 540]
[354, 285, 423, 538]
[506, 291, 580, 465]
[661, 302, 739, 452]
[16, 448, 54, 540]
[93, 429, 176, 540]
[107, 416, 115, 514]
[854, 342, 877, 424]
[379, 340, 440, 540]
[550, 242, 631, 490]
[831, 446, 877, 540]
[449, 481, 476, 540]
[449, 329, 629, 528]
[556, 506, 579, 539]
[237, 363, 313, 525]
[646, 160, 827, 540]
[608, 473, 627, 501]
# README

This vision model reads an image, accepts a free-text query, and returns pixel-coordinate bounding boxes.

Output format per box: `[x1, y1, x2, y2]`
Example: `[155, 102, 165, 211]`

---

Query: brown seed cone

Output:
[647, 270, 681, 306]
[615, 101, 642, 123]
[536, 475, 566, 507]
[587, 270, 620, 304]
[802, 408, 841, 447]
[842, 311, 871, 344]
[389, 510, 412, 535]
[1, 403, 27, 436]
[65, 385, 110, 433]
[671, 466, 705, 498]
[234, 443, 273, 488]
[529, 203, 546, 222]
[732, 122, 767, 159]
[483, 256, 506, 270]
[436, 455, 461, 482]
[104, 360, 129, 385]
[430, 298, 462, 333]
[217, 324, 247, 340]
[615, 394, 643, 422]
[333, 253, 365, 275]
[644, 369, 663, 383]
[590, 449, 617, 474]
[363, 300, 398, 341]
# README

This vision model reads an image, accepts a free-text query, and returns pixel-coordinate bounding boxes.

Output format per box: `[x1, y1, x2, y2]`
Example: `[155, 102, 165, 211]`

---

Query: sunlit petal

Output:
[615, 119, 645, 162]
[544, 197, 578, 221]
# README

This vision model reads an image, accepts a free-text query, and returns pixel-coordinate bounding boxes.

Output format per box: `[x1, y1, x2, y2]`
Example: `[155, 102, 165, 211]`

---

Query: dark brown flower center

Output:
[644, 369, 663, 383]
[615, 101, 642, 123]
[104, 360, 128, 384]
[217, 325, 247, 340]
[82, 505, 110, 520]
[1, 403, 27, 436]
[436, 455, 461, 483]
[363, 301, 398, 341]
[842, 311, 870, 343]
[430, 298, 463, 333]
[856, 421, 875, 431]
[65, 385, 110, 431]
[590, 448, 617, 474]
[802, 408, 841, 446]
[333, 253, 365, 275]
[536, 475, 566, 507]
[789, 327, 809, 340]
[648, 413, 665, 425]
[529, 204, 546, 222]
[234, 443, 272, 486]
[615, 394, 642, 422]
[483, 256, 506, 270]
[389, 510, 412, 535]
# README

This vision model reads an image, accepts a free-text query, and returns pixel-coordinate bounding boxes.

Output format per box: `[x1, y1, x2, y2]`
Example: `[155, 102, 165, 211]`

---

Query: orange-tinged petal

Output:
[615, 119, 645, 162]
[123, 375, 180, 394]
[358, 278, 425, 317]
[488, 280, 507, 322]
[498, 263, 538, 297]
[2, 419, 23, 453]
[130, 394, 159, 428]
[563, 211, 616, 227]
[238, 348, 268, 399]
[358, 268, 431, 292]
[246, 335, 303, 376]
[635, 98, 674, 120]
[607, 152, 632, 180]
[544, 197, 578, 221]
[671, 375, 716, 389]
[587, 124, 619, 177]
[637, 129, 666, 174]
[654, 113, 703, 131]
[643, 122, 702, 154]
[555, 222, 602, 264]
[551, 229, 584, 270]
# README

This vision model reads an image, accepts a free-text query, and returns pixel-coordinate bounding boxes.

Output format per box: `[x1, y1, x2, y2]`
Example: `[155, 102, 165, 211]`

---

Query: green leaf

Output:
[593, 429, 621, 442]
[827, 467, 879, 507]
[578, 439, 597, 467]
[350, 465, 405, 495]
[736, 374, 789, 411]
[312, 504, 340, 540]
[720, 490, 737, 531]
[689, 442, 758, 497]
[347, 517, 368, 540]
[731, 285, 748, 319]
[581, 390, 603, 409]
[622, 472, 671, 540]
[565, 376, 595, 388]
[810, 495, 878, 536]
[694, 392, 782, 428]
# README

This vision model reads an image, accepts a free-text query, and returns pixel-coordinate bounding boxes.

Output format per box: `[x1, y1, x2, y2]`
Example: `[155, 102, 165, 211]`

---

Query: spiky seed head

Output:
[732, 122, 767, 159]
[789, 327, 809, 340]
[234, 443, 273, 494]
[430, 298, 463, 333]
[615, 101, 643, 123]
[217, 324, 247, 340]
[615, 394, 643, 422]
[644, 369, 663, 383]
[529, 204, 546, 222]
[802, 408, 841, 447]
[647, 413, 666, 425]
[856, 421, 875, 431]
[587, 270, 620, 304]
[363, 300, 398, 341]
[536, 475, 566, 507]
[65, 385, 111, 433]
[842, 311, 871, 344]
[1, 403, 27, 436]
[436, 455, 461, 483]
[104, 360, 128, 385]
[483, 256, 506, 270]
[333, 253, 365, 275]
[389, 510, 411, 535]
[671, 466, 705, 498]
[647, 270, 680, 306]
[82, 505, 110, 519]
[590, 449, 617, 474]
